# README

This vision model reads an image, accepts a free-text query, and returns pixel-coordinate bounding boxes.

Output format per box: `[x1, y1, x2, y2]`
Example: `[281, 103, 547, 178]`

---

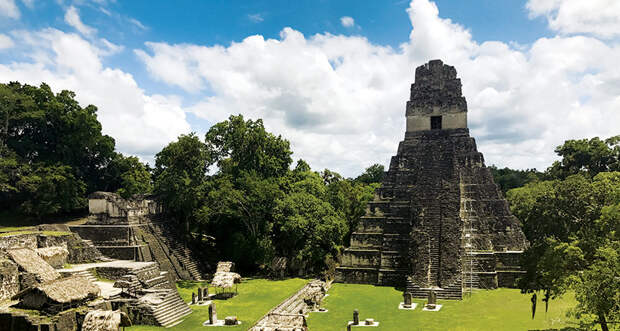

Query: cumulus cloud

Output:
[0, 33, 14, 49]
[527, 0, 620, 39]
[0, 0, 20, 18]
[65, 6, 97, 36]
[340, 16, 355, 28]
[0, 28, 191, 163]
[135, 0, 620, 176]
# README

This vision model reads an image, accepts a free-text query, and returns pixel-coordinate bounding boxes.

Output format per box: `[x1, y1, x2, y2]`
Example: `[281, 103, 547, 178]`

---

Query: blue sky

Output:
[1, 0, 618, 176]
[4, 0, 552, 94]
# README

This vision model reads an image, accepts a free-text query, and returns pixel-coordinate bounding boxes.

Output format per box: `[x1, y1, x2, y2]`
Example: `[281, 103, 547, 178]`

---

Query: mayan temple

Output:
[336, 60, 528, 300]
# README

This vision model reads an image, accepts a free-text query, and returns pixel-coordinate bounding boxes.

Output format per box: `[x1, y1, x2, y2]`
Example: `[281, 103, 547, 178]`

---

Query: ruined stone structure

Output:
[336, 60, 528, 299]
[70, 192, 206, 281]
[250, 280, 329, 331]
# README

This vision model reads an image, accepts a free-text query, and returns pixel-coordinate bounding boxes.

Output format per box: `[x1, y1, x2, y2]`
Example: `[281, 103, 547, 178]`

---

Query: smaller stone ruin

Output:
[13, 276, 100, 314]
[71, 192, 207, 281]
[211, 261, 242, 298]
[250, 280, 330, 331]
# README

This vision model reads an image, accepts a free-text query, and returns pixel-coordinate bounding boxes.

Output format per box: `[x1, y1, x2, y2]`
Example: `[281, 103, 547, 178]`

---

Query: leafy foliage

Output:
[507, 136, 620, 330]
[0, 82, 151, 218]
[354, 164, 385, 184]
[16, 164, 86, 219]
[489, 165, 542, 194]
[153, 114, 379, 274]
[546, 135, 620, 179]
[153, 133, 210, 232]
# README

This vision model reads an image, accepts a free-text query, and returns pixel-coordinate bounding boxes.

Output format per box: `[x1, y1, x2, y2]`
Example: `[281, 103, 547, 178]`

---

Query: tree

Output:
[198, 172, 283, 269]
[205, 114, 292, 178]
[326, 176, 378, 244]
[570, 240, 619, 331]
[108, 154, 152, 199]
[0, 82, 124, 218]
[489, 165, 542, 194]
[2, 83, 116, 192]
[195, 115, 295, 270]
[16, 164, 86, 219]
[354, 164, 385, 184]
[508, 172, 620, 330]
[153, 133, 210, 233]
[546, 135, 620, 180]
[274, 176, 346, 273]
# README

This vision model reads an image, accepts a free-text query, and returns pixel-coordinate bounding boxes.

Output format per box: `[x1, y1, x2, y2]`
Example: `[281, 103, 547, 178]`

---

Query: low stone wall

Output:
[250, 280, 329, 331]
[0, 234, 37, 250]
[70, 226, 132, 246]
[98, 246, 140, 260]
[0, 231, 101, 264]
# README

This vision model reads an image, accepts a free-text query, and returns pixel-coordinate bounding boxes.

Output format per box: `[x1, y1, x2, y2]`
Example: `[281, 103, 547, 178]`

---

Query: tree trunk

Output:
[599, 313, 609, 331]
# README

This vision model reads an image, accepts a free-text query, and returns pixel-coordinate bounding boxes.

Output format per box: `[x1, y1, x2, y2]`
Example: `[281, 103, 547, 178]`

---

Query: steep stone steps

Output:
[152, 290, 192, 327]
[149, 224, 204, 281]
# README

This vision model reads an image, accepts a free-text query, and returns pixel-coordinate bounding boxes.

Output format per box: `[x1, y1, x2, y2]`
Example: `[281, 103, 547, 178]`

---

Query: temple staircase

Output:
[150, 290, 192, 328]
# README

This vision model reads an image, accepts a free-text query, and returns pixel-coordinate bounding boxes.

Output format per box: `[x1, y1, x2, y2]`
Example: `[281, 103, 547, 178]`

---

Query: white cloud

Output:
[64, 6, 97, 36]
[340, 16, 355, 28]
[0, 0, 20, 18]
[248, 13, 264, 23]
[129, 18, 146, 30]
[527, 0, 620, 39]
[0, 33, 14, 49]
[99, 37, 123, 55]
[20, 0, 33, 9]
[135, 0, 620, 176]
[0, 28, 191, 163]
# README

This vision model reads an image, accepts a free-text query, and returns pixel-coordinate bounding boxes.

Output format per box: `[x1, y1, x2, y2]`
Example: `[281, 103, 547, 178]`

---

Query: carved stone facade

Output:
[336, 60, 528, 299]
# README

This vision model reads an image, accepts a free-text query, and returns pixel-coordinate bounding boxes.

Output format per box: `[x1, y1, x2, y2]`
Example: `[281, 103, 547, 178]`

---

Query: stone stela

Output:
[336, 59, 529, 300]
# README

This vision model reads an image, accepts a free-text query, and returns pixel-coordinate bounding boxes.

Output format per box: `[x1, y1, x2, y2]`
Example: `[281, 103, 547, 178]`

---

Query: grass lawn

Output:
[129, 278, 308, 331]
[307, 284, 579, 331]
[0, 230, 71, 237]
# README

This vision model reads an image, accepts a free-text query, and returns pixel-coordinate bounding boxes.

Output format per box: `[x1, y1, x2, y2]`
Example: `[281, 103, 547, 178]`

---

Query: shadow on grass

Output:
[0, 210, 88, 228]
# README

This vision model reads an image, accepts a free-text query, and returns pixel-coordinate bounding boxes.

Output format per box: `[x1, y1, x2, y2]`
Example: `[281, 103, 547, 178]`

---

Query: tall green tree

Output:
[153, 133, 210, 234]
[2, 82, 116, 191]
[105, 154, 152, 199]
[16, 164, 86, 219]
[274, 169, 347, 274]
[508, 172, 620, 330]
[197, 115, 293, 270]
[1, 82, 128, 218]
[546, 135, 620, 180]
[205, 114, 292, 178]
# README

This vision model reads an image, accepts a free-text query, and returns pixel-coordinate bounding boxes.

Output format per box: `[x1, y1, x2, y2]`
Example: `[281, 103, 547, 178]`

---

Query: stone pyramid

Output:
[336, 60, 528, 299]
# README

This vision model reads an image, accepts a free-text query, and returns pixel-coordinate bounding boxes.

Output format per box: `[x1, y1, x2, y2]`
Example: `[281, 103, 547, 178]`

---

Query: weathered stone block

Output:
[0, 259, 19, 300]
